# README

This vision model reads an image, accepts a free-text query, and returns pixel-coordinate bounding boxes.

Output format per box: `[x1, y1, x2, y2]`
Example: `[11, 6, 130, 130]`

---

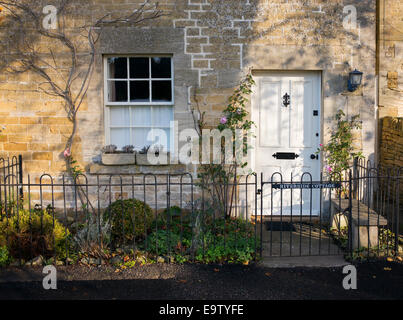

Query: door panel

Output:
[253, 72, 321, 216]
[289, 80, 313, 149]
[259, 81, 282, 148]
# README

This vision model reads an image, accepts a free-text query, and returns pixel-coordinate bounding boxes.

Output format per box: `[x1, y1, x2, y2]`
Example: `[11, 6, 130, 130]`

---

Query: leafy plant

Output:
[0, 207, 70, 261]
[104, 199, 154, 246]
[195, 218, 257, 264]
[69, 157, 84, 179]
[72, 213, 111, 252]
[316, 109, 363, 178]
[163, 206, 182, 217]
[145, 214, 258, 264]
[145, 229, 191, 256]
[378, 228, 397, 250]
[0, 245, 10, 267]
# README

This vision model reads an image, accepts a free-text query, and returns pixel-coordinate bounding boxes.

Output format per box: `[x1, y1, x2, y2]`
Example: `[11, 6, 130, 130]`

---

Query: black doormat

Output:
[265, 221, 296, 232]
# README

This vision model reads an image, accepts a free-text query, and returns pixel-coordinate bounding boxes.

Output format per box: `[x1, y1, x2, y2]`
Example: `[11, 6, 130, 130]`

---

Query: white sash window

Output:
[104, 56, 174, 151]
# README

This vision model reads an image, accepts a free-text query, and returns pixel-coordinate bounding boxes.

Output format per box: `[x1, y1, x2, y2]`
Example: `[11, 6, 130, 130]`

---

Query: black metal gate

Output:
[258, 160, 401, 259]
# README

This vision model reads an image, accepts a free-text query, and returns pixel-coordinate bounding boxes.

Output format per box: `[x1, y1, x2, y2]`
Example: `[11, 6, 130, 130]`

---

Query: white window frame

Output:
[103, 55, 174, 152]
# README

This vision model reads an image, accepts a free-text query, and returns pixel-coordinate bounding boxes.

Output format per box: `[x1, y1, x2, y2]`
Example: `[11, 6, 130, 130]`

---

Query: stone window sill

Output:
[89, 163, 187, 175]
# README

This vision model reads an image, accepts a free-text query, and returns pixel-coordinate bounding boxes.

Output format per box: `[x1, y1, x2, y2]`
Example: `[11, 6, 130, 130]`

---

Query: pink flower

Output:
[64, 148, 71, 158]
[320, 144, 323, 147]
[325, 165, 332, 173]
[220, 117, 227, 125]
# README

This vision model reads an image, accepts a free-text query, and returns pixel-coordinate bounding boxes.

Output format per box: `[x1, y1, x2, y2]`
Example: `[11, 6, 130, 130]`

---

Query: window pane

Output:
[151, 57, 171, 78]
[110, 107, 130, 126]
[130, 81, 150, 102]
[152, 106, 173, 127]
[108, 81, 128, 102]
[132, 128, 153, 149]
[159, 128, 171, 152]
[152, 81, 172, 102]
[130, 58, 149, 79]
[131, 106, 151, 127]
[110, 128, 130, 149]
[107, 57, 127, 79]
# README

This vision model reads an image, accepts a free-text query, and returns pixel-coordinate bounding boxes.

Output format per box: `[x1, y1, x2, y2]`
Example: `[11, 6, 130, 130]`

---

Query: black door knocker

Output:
[283, 93, 290, 107]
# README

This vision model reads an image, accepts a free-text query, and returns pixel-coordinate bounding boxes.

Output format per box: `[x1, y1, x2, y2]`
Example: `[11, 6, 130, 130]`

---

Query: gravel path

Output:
[0, 260, 401, 300]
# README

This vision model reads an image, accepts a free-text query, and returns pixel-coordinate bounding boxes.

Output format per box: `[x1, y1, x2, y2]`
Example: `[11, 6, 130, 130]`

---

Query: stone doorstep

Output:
[332, 199, 388, 227]
[260, 255, 348, 268]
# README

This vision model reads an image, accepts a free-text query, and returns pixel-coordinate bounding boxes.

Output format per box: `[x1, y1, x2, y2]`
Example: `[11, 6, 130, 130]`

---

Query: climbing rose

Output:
[64, 148, 71, 158]
[220, 117, 227, 124]
[325, 165, 332, 173]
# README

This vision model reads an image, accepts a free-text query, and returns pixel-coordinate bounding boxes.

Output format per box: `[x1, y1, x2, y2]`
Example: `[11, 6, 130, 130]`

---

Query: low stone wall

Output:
[0, 174, 195, 213]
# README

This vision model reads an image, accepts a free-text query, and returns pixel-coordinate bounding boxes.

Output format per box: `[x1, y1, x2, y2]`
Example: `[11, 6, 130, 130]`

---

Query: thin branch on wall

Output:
[0, 0, 163, 221]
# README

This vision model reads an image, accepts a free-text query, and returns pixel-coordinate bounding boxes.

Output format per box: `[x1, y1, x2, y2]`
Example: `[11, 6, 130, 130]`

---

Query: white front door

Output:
[252, 71, 322, 216]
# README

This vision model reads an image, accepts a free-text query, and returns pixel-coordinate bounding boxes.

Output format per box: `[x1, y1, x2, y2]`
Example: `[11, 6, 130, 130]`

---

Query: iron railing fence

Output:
[348, 158, 402, 258]
[0, 155, 23, 207]
[0, 172, 262, 266]
[0, 155, 401, 266]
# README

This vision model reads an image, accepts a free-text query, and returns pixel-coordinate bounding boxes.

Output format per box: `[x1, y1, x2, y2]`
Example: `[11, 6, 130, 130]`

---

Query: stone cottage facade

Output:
[0, 0, 382, 210]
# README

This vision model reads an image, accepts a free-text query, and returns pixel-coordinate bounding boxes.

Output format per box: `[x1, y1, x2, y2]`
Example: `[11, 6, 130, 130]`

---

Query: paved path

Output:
[0, 260, 401, 300]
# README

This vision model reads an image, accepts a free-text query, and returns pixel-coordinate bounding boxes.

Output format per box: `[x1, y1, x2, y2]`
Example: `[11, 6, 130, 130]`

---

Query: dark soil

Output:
[0, 260, 402, 300]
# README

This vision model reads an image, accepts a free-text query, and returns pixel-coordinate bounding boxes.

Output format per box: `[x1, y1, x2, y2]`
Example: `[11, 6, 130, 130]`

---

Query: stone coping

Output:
[332, 199, 388, 226]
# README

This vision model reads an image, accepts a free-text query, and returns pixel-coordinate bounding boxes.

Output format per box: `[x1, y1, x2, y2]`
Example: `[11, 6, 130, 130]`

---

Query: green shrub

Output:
[163, 206, 182, 217]
[195, 218, 257, 263]
[145, 228, 192, 256]
[0, 245, 10, 267]
[0, 209, 69, 261]
[145, 216, 258, 264]
[104, 199, 154, 245]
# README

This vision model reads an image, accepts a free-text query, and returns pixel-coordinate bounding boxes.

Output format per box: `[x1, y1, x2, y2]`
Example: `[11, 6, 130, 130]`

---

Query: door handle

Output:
[282, 93, 290, 107]
[310, 154, 319, 160]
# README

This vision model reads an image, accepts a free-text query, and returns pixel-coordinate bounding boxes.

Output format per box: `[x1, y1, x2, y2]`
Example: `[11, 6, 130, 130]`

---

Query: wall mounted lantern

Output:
[348, 69, 363, 92]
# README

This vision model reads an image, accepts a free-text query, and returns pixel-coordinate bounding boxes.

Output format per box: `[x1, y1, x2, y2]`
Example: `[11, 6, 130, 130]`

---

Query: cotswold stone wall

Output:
[0, 0, 377, 182]
[378, 0, 403, 119]
[379, 117, 402, 229]
[380, 117, 403, 168]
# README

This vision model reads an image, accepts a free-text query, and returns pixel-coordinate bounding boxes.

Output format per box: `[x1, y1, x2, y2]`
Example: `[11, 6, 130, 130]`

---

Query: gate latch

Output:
[272, 152, 299, 160]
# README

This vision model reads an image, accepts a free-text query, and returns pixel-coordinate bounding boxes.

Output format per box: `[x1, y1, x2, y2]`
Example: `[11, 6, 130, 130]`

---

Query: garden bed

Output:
[0, 199, 260, 268]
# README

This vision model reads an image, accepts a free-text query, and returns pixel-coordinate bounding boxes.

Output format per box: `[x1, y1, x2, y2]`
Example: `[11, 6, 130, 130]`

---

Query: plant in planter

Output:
[102, 145, 118, 154]
[122, 145, 135, 154]
[101, 145, 136, 165]
[136, 144, 170, 165]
